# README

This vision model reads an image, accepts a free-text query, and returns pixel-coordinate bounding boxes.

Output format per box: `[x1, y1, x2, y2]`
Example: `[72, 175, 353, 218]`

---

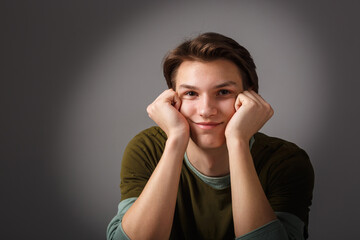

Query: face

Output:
[175, 59, 244, 149]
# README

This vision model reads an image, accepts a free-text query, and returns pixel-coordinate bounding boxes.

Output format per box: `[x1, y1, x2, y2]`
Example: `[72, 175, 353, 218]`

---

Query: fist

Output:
[147, 89, 190, 139]
[225, 90, 273, 141]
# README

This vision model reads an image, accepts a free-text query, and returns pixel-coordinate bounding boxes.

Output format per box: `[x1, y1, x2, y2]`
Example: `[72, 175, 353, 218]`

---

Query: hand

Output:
[147, 89, 190, 140]
[225, 90, 273, 142]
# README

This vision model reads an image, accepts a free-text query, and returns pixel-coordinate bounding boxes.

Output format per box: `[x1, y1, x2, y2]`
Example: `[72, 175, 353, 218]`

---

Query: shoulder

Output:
[252, 132, 310, 164]
[132, 126, 167, 141]
[252, 132, 314, 186]
[120, 127, 167, 199]
[253, 132, 306, 155]
[252, 133, 314, 231]
[127, 126, 167, 150]
[121, 126, 167, 169]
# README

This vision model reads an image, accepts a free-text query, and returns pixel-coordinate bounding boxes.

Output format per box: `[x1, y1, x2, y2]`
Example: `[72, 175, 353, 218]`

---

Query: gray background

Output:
[2, 0, 360, 239]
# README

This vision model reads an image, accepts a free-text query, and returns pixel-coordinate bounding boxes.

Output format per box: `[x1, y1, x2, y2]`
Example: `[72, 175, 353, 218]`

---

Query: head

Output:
[163, 32, 258, 93]
[162, 33, 258, 149]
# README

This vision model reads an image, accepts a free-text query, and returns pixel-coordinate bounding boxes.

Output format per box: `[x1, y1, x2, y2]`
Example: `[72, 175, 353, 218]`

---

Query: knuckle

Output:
[166, 89, 175, 95]
[263, 102, 272, 111]
[146, 104, 153, 114]
[247, 99, 256, 106]
[268, 107, 274, 117]
[265, 102, 272, 109]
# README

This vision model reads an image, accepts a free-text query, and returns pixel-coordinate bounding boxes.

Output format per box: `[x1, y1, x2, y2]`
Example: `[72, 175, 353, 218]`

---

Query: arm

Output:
[225, 90, 277, 237]
[230, 132, 314, 239]
[121, 89, 189, 240]
[227, 138, 278, 237]
[107, 198, 136, 240]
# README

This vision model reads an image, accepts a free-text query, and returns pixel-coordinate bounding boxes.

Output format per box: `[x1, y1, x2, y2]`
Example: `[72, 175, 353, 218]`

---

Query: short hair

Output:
[163, 32, 259, 93]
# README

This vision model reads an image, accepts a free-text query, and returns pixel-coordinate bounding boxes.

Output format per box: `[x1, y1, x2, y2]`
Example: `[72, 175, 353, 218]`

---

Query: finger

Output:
[250, 91, 274, 119]
[154, 89, 171, 101]
[244, 91, 273, 117]
[250, 91, 273, 113]
[236, 91, 259, 108]
[172, 92, 182, 111]
[248, 90, 268, 105]
[160, 89, 181, 111]
[159, 89, 177, 104]
[234, 93, 245, 110]
[242, 90, 261, 104]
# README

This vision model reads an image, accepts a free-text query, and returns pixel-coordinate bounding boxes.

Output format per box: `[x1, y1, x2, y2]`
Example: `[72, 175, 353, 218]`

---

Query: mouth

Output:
[193, 121, 223, 130]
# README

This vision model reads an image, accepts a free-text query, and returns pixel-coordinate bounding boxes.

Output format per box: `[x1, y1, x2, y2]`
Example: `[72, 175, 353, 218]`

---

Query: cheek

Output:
[219, 99, 236, 119]
[179, 100, 195, 118]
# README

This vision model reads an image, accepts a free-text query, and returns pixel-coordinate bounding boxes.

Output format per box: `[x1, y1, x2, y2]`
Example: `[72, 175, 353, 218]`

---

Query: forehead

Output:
[175, 59, 243, 89]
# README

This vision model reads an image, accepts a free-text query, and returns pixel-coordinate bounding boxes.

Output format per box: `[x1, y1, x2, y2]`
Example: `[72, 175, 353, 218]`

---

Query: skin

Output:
[177, 60, 244, 177]
[122, 59, 276, 239]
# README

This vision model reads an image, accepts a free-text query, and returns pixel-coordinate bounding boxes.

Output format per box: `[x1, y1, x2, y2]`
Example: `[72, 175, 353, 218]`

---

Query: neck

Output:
[186, 139, 229, 177]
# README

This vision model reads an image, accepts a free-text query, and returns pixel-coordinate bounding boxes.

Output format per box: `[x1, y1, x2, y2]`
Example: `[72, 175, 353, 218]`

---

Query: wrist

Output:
[168, 125, 189, 139]
[224, 126, 252, 143]
[225, 132, 250, 143]
[167, 132, 189, 148]
[226, 136, 250, 150]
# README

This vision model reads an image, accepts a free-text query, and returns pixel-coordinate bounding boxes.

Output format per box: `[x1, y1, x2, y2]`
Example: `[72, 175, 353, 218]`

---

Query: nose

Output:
[198, 95, 217, 118]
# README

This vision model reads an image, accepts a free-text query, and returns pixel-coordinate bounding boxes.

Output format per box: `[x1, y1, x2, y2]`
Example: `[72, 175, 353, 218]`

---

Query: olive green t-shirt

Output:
[119, 126, 314, 239]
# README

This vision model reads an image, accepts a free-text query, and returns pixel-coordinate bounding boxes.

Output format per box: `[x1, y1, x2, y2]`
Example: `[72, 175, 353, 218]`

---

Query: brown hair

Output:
[163, 32, 259, 93]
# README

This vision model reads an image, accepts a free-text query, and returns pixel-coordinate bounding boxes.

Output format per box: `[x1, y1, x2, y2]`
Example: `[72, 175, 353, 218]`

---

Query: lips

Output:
[193, 121, 222, 130]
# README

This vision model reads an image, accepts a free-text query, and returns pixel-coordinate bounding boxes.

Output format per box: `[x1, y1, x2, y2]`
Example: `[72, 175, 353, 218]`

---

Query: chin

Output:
[190, 134, 226, 149]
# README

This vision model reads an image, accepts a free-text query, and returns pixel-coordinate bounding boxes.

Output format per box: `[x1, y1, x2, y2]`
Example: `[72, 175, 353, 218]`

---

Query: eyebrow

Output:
[178, 81, 238, 90]
[214, 81, 238, 88]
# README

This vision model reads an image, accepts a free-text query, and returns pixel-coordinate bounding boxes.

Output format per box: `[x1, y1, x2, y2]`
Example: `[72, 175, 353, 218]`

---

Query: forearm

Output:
[122, 136, 187, 240]
[228, 138, 276, 237]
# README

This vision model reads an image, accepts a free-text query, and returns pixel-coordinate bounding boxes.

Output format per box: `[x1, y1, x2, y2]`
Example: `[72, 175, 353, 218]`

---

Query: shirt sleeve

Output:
[120, 128, 165, 200]
[106, 197, 137, 240]
[108, 199, 305, 240]
[266, 149, 314, 238]
[235, 212, 305, 240]
[107, 128, 165, 239]
[251, 134, 314, 239]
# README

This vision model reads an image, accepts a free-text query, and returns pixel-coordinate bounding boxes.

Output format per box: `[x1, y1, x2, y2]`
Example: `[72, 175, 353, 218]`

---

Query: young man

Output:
[107, 32, 314, 240]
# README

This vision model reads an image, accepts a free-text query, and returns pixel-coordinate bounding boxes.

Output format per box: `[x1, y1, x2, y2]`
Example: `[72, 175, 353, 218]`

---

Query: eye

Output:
[218, 89, 231, 95]
[185, 91, 198, 96]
